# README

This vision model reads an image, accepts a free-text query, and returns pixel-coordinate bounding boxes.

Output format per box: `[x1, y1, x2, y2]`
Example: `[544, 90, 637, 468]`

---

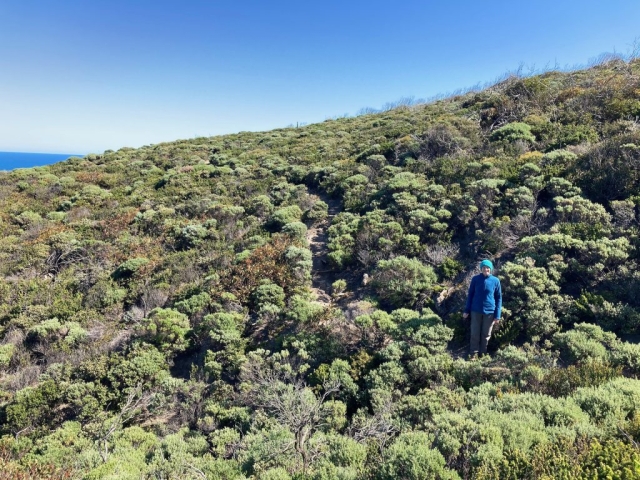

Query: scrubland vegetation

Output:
[1, 58, 640, 478]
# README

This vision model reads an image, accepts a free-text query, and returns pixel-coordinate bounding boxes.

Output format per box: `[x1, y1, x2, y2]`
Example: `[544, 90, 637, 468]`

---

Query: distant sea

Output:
[0, 151, 83, 171]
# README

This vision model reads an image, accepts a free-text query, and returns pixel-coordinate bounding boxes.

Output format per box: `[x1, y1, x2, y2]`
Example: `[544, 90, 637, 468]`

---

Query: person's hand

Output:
[463, 312, 469, 319]
[493, 318, 500, 324]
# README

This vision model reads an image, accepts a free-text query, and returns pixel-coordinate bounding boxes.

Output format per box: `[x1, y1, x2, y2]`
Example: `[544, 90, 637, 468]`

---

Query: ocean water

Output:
[0, 151, 83, 171]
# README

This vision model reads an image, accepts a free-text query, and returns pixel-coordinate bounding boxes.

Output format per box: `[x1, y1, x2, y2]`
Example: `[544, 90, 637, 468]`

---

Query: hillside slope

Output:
[1, 58, 640, 479]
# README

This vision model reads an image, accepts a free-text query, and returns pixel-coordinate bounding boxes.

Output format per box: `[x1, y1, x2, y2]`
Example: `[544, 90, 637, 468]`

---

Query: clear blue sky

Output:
[1, 0, 639, 154]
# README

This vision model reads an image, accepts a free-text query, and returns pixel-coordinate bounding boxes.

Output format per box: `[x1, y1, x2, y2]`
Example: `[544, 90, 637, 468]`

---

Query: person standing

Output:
[463, 259, 502, 358]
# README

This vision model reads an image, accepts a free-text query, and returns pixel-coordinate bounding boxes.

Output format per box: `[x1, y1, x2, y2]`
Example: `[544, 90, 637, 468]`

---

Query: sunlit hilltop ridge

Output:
[1, 59, 640, 479]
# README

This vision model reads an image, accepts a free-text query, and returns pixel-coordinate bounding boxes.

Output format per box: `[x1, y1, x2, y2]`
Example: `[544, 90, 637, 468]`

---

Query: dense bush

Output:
[490, 122, 536, 143]
[372, 256, 437, 307]
[139, 308, 191, 355]
[377, 432, 460, 480]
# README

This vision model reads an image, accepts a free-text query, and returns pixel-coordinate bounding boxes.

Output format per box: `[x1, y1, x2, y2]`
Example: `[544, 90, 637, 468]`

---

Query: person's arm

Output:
[493, 278, 502, 321]
[463, 276, 475, 317]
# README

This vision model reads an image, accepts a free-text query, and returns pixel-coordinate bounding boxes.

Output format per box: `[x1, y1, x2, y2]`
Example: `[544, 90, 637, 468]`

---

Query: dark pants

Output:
[470, 312, 495, 355]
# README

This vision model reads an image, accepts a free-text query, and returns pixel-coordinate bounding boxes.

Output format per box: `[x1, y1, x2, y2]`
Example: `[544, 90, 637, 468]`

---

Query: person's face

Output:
[481, 266, 491, 277]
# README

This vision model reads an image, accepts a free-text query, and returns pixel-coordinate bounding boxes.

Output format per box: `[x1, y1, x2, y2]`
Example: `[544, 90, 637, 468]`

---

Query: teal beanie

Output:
[480, 259, 494, 271]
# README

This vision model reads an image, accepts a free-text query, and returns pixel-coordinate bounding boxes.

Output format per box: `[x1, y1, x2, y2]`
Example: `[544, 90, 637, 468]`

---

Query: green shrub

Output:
[377, 431, 460, 480]
[282, 221, 307, 240]
[547, 123, 598, 150]
[27, 318, 87, 348]
[372, 256, 436, 307]
[113, 257, 149, 279]
[252, 282, 286, 311]
[580, 438, 640, 479]
[552, 323, 617, 363]
[0, 343, 14, 369]
[475, 437, 640, 480]
[611, 341, 640, 375]
[175, 223, 208, 249]
[5, 380, 64, 433]
[269, 205, 303, 228]
[572, 377, 640, 426]
[284, 246, 312, 284]
[85, 278, 127, 309]
[490, 122, 536, 143]
[14, 210, 43, 227]
[107, 344, 169, 390]
[438, 257, 463, 279]
[541, 149, 577, 176]
[248, 195, 274, 218]
[497, 258, 568, 341]
[174, 291, 211, 316]
[322, 433, 367, 471]
[285, 295, 324, 323]
[331, 279, 347, 296]
[304, 200, 328, 224]
[139, 308, 191, 355]
[542, 360, 622, 397]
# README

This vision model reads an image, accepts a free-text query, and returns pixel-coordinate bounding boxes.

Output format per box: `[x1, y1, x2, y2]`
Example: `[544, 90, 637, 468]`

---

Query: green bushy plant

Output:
[139, 308, 191, 355]
[269, 205, 303, 228]
[372, 256, 436, 307]
[377, 431, 460, 480]
[113, 257, 149, 279]
[490, 122, 536, 143]
[282, 221, 307, 240]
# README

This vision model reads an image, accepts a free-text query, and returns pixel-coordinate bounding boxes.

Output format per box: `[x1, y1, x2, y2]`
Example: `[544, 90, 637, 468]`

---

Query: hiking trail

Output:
[306, 191, 342, 305]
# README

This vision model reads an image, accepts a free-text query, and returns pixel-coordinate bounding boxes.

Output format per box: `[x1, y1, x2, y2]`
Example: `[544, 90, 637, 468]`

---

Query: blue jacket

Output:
[464, 274, 502, 319]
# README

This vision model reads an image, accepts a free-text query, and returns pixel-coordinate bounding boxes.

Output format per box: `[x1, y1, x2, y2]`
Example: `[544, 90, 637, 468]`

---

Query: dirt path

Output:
[306, 191, 342, 305]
